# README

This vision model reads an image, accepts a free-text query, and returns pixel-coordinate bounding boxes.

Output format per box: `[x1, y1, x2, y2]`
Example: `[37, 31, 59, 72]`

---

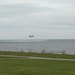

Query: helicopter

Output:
[29, 35, 34, 38]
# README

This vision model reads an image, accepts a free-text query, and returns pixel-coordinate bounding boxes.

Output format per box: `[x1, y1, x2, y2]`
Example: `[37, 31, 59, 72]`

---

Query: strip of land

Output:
[0, 55, 75, 61]
[0, 51, 75, 59]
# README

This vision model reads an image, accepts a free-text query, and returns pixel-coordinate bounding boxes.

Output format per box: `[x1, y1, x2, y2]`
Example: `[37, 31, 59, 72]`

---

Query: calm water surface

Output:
[0, 39, 75, 54]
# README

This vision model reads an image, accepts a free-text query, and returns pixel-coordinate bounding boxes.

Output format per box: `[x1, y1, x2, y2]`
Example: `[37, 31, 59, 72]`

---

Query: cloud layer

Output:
[0, 0, 75, 39]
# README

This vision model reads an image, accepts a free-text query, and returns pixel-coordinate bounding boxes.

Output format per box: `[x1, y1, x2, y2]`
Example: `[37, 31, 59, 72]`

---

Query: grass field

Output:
[0, 59, 75, 75]
[0, 51, 75, 59]
[0, 51, 75, 75]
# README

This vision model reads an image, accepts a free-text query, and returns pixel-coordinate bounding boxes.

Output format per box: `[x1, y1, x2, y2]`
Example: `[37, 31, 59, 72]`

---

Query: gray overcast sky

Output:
[0, 0, 75, 39]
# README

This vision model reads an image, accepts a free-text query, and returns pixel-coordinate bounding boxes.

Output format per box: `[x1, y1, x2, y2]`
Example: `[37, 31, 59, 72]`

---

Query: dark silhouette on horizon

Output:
[29, 35, 34, 38]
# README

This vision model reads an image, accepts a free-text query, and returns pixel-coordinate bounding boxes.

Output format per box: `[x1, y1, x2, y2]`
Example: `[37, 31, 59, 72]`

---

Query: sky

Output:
[0, 0, 75, 39]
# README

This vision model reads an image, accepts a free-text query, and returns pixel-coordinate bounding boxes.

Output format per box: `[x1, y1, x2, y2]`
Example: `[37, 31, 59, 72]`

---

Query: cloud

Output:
[0, 0, 75, 39]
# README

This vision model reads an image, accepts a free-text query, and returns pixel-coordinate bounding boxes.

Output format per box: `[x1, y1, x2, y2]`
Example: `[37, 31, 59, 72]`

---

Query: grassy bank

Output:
[0, 59, 75, 75]
[0, 51, 75, 59]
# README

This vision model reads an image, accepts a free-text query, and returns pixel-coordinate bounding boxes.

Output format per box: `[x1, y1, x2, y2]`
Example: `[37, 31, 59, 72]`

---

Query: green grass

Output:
[0, 51, 75, 75]
[0, 59, 75, 75]
[0, 51, 75, 59]
[0, 56, 13, 58]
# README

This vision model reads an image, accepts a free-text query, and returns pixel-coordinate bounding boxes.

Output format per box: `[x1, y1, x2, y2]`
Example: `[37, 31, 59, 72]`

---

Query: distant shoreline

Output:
[0, 39, 75, 43]
[0, 51, 75, 59]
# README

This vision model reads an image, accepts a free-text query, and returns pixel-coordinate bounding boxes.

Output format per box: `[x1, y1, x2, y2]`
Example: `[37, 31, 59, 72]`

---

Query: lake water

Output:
[0, 39, 75, 54]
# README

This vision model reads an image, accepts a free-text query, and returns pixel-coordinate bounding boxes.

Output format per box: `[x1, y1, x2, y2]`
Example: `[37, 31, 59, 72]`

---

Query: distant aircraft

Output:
[29, 35, 34, 38]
